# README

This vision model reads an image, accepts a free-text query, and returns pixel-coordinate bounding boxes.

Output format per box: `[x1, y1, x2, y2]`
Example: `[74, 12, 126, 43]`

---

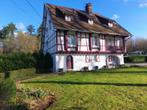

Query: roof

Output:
[45, 3, 132, 37]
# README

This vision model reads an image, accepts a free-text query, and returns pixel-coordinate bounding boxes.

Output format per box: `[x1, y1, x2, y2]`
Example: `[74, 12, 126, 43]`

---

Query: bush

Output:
[0, 79, 16, 104]
[0, 53, 36, 72]
[0, 52, 53, 73]
[124, 56, 146, 63]
[34, 52, 53, 73]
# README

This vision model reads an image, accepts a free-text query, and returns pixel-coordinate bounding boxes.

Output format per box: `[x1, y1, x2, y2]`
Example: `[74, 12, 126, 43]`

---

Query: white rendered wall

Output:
[55, 54, 124, 72]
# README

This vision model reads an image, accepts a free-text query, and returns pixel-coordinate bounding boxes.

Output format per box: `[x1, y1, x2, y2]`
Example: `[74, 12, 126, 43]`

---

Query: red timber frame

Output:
[55, 30, 126, 54]
[64, 31, 68, 52]
[89, 33, 92, 51]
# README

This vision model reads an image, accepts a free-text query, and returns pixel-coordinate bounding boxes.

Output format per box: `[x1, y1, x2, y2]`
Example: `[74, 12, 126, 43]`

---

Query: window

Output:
[108, 56, 112, 62]
[57, 31, 65, 51]
[85, 55, 90, 63]
[88, 19, 93, 25]
[68, 32, 76, 47]
[107, 38, 114, 47]
[115, 38, 123, 48]
[108, 22, 113, 27]
[92, 34, 100, 48]
[95, 55, 100, 62]
[65, 16, 71, 21]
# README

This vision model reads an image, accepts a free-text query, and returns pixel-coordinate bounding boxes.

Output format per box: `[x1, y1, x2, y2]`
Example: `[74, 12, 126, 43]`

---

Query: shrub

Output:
[0, 53, 36, 72]
[124, 56, 145, 63]
[0, 52, 53, 73]
[17, 88, 55, 110]
[0, 79, 16, 104]
[34, 52, 53, 73]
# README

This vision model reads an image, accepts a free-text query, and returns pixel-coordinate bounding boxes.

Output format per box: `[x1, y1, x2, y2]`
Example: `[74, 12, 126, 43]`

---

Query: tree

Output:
[126, 37, 147, 53]
[3, 32, 40, 53]
[0, 30, 3, 39]
[0, 26, 9, 39]
[7, 23, 16, 37]
[27, 25, 35, 35]
[0, 23, 17, 39]
[126, 38, 134, 52]
[37, 24, 43, 51]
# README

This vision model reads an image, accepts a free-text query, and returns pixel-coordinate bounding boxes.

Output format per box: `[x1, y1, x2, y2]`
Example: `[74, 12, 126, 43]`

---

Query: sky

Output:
[0, 0, 147, 38]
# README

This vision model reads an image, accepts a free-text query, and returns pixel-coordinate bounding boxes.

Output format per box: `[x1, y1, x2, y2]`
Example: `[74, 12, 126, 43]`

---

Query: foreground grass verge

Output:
[0, 68, 40, 81]
[20, 67, 147, 110]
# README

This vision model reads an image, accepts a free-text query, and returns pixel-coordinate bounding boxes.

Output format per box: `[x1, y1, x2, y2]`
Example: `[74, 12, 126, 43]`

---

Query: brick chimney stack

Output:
[85, 3, 92, 14]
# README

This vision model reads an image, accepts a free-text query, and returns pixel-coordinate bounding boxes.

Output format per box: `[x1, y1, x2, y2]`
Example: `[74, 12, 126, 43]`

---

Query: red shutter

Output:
[89, 33, 92, 51]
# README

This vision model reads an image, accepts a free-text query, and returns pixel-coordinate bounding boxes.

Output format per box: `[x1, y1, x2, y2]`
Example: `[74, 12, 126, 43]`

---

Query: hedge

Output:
[0, 52, 53, 73]
[124, 56, 146, 63]
[33, 53, 53, 73]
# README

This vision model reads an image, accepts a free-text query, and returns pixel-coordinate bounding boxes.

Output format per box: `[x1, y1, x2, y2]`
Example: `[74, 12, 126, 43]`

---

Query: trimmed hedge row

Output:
[33, 53, 53, 73]
[0, 52, 52, 73]
[124, 56, 147, 63]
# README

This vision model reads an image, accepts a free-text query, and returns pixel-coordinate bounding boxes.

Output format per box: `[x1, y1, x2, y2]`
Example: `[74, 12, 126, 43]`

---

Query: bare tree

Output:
[3, 32, 40, 53]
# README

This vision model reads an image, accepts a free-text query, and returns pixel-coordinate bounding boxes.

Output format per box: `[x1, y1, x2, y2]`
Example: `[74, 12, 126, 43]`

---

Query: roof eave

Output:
[56, 27, 129, 36]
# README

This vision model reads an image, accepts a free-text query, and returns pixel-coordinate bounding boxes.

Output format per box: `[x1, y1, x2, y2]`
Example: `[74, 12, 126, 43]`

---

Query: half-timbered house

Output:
[41, 3, 132, 72]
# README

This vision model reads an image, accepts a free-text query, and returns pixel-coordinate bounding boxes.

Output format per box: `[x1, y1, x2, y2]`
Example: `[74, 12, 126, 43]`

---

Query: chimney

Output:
[85, 3, 92, 14]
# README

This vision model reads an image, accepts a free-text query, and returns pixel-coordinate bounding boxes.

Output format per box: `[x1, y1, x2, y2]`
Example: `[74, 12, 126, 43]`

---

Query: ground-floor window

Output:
[95, 55, 100, 62]
[85, 55, 90, 63]
[108, 56, 112, 62]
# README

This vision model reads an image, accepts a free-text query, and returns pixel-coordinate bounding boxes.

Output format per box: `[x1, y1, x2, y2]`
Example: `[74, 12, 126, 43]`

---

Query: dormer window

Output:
[108, 22, 113, 27]
[88, 19, 93, 25]
[65, 16, 71, 21]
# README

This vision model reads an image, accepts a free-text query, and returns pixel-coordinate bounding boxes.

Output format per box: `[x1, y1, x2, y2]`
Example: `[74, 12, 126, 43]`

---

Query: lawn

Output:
[19, 67, 147, 110]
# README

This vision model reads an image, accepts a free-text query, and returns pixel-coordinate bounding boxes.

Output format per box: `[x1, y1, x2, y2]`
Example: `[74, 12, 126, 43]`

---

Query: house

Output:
[41, 3, 132, 72]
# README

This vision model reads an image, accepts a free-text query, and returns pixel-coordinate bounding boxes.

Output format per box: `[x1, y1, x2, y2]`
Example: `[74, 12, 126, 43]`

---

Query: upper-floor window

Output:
[88, 19, 94, 25]
[65, 16, 71, 21]
[57, 31, 64, 45]
[115, 37, 123, 49]
[57, 31, 65, 51]
[107, 38, 114, 47]
[92, 34, 100, 48]
[68, 32, 76, 47]
[108, 22, 113, 27]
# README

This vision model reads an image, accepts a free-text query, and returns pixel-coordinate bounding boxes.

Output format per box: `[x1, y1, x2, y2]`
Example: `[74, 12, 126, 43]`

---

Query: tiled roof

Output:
[46, 4, 131, 36]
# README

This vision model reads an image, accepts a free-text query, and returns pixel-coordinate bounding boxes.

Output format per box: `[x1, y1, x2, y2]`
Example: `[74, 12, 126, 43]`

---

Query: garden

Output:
[0, 66, 147, 110]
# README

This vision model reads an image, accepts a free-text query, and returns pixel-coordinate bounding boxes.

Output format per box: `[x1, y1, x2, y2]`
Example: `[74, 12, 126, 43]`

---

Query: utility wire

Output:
[24, 0, 42, 19]
[9, 0, 26, 15]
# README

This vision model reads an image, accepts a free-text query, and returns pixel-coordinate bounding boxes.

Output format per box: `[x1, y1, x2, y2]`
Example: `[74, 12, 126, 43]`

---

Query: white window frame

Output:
[92, 34, 100, 48]
[88, 19, 94, 25]
[65, 16, 71, 21]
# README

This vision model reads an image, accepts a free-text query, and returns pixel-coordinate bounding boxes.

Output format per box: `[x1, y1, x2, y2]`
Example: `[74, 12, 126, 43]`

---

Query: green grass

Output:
[0, 68, 40, 81]
[19, 67, 147, 110]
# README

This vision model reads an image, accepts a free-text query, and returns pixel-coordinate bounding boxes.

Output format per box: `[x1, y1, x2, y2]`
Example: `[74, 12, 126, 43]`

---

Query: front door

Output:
[66, 55, 73, 70]
[106, 55, 120, 68]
